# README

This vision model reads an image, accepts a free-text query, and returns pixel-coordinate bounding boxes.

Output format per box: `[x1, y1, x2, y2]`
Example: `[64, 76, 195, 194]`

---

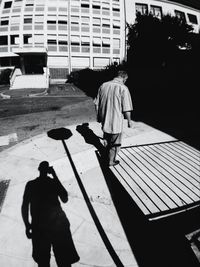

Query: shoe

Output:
[109, 160, 120, 166]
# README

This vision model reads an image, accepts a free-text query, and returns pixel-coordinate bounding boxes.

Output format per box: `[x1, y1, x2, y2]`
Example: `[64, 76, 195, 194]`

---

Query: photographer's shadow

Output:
[21, 161, 79, 267]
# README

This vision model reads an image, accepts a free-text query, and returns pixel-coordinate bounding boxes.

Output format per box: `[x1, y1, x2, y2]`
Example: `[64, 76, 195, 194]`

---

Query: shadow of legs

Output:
[76, 123, 107, 158]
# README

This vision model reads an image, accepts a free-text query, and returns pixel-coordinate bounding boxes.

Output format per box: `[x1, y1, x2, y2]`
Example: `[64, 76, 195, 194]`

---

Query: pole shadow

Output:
[96, 151, 200, 267]
[47, 127, 124, 267]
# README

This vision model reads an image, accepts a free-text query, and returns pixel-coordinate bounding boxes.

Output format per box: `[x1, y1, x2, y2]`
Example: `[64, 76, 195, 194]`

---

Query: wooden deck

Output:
[111, 140, 200, 220]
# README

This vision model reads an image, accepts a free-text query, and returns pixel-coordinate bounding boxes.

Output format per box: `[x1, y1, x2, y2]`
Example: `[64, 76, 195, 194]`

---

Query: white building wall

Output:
[0, 0, 125, 78]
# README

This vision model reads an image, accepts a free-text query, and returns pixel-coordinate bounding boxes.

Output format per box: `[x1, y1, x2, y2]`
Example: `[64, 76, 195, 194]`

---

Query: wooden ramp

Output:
[111, 140, 200, 220]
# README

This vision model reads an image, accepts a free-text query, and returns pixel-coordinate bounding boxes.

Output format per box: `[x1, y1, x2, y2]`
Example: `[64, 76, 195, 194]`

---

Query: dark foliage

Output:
[66, 63, 122, 98]
[127, 13, 194, 68]
[126, 13, 199, 149]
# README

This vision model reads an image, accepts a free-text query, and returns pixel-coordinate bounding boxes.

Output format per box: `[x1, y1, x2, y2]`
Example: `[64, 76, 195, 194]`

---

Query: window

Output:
[10, 15, 20, 25]
[93, 18, 100, 26]
[102, 38, 110, 47]
[4, 1, 12, 9]
[11, 35, 19, 45]
[93, 37, 101, 46]
[81, 16, 89, 23]
[92, 5, 100, 9]
[24, 18, 32, 24]
[0, 36, 8, 45]
[81, 3, 89, 8]
[23, 34, 32, 44]
[58, 35, 68, 45]
[47, 20, 56, 24]
[0, 20, 9, 25]
[34, 15, 44, 23]
[34, 34, 44, 44]
[102, 18, 110, 28]
[81, 36, 90, 46]
[113, 20, 120, 29]
[71, 16, 79, 22]
[175, 10, 186, 22]
[150, 5, 162, 19]
[135, 3, 148, 15]
[113, 38, 120, 49]
[187, 13, 198, 24]
[112, 7, 119, 12]
[71, 36, 80, 45]
[47, 39, 57, 45]
[58, 20, 67, 24]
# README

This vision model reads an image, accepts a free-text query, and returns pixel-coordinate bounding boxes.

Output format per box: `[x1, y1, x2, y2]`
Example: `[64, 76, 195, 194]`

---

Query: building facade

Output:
[0, 0, 200, 84]
[0, 0, 125, 82]
[125, 0, 200, 33]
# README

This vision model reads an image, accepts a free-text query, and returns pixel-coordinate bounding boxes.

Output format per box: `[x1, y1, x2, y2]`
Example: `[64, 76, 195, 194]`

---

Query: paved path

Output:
[0, 120, 199, 267]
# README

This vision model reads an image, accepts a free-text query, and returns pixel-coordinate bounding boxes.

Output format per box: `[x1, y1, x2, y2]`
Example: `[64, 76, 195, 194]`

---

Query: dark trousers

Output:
[103, 132, 122, 165]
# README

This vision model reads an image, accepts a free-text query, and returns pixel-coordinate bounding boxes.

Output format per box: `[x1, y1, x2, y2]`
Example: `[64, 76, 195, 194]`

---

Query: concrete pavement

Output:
[0, 120, 178, 267]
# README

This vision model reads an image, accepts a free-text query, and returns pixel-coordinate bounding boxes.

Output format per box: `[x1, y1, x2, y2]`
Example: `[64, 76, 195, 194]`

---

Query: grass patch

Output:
[0, 97, 87, 118]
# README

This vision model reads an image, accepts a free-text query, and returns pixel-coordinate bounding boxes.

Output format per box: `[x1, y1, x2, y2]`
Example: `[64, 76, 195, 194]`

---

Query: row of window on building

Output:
[1, 0, 120, 14]
[0, 16, 120, 28]
[0, 34, 120, 49]
[136, 3, 198, 24]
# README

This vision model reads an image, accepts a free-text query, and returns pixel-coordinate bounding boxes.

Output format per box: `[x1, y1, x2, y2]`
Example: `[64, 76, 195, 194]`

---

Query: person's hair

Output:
[117, 70, 128, 79]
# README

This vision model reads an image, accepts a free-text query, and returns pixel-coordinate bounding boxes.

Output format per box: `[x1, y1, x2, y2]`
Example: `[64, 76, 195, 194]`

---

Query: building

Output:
[125, 0, 200, 33]
[0, 0, 200, 88]
[0, 0, 125, 87]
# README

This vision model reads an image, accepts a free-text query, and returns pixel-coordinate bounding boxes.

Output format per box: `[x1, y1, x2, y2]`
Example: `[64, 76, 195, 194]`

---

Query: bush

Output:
[66, 63, 121, 98]
[0, 68, 12, 85]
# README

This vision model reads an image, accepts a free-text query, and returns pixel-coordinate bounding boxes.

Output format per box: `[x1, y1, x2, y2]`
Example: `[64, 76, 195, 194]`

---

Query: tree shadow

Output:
[127, 66, 200, 150]
[96, 151, 200, 267]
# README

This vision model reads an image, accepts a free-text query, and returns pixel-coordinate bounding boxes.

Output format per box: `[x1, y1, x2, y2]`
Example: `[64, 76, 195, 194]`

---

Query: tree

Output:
[127, 13, 193, 67]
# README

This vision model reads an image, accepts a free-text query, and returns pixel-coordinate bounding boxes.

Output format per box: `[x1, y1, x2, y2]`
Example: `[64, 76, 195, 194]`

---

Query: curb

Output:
[0, 88, 48, 99]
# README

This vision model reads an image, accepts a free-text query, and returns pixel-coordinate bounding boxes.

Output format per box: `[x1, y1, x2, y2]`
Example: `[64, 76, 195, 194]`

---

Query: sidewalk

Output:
[0, 120, 179, 267]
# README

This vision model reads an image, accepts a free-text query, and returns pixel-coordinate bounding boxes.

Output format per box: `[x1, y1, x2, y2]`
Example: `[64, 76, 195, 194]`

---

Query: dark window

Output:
[58, 40, 68, 45]
[4, 1, 12, 8]
[150, 5, 162, 19]
[187, 13, 198, 24]
[58, 20, 67, 24]
[0, 36, 8, 45]
[112, 8, 120, 12]
[11, 35, 19, 45]
[24, 18, 32, 24]
[81, 4, 89, 8]
[175, 10, 186, 22]
[47, 39, 57, 44]
[92, 5, 100, 9]
[47, 20, 56, 24]
[135, 3, 148, 15]
[0, 20, 9, 25]
[23, 34, 32, 44]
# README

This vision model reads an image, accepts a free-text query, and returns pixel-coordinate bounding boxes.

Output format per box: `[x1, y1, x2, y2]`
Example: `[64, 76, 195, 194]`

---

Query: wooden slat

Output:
[110, 141, 200, 218]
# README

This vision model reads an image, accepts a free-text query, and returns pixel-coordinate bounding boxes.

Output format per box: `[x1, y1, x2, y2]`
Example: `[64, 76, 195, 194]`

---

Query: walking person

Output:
[94, 70, 133, 166]
[21, 161, 80, 267]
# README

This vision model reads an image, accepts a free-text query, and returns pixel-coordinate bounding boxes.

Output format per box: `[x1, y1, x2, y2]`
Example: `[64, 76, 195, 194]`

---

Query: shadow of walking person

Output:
[76, 123, 106, 158]
[21, 161, 80, 267]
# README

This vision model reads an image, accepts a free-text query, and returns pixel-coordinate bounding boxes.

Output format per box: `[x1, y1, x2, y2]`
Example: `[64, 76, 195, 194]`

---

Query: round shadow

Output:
[47, 128, 72, 140]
